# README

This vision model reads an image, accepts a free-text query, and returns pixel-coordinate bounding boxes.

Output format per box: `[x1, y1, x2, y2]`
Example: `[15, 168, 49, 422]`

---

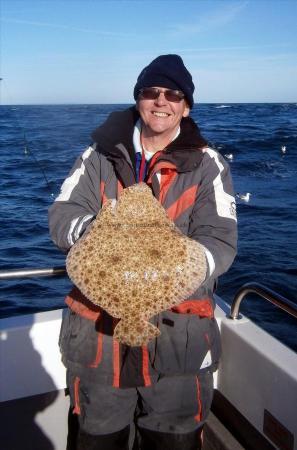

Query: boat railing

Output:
[1, 269, 297, 321]
[230, 282, 297, 320]
[0, 267, 66, 279]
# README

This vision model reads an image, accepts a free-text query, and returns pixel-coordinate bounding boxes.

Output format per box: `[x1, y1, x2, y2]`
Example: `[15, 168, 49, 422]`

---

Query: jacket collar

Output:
[91, 106, 208, 180]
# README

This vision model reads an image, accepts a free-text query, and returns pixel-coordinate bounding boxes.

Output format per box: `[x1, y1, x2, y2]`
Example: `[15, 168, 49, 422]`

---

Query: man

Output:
[49, 54, 237, 450]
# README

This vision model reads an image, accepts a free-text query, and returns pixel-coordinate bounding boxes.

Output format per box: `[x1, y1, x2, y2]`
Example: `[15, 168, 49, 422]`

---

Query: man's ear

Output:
[182, 102, 190, 117]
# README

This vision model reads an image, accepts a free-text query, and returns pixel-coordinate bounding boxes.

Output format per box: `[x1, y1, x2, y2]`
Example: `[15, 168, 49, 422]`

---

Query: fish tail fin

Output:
[114, 319, 160, 347]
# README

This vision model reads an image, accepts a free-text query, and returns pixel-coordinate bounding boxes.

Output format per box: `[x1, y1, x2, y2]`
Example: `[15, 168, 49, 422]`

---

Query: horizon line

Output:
[1, 101, 297, 106]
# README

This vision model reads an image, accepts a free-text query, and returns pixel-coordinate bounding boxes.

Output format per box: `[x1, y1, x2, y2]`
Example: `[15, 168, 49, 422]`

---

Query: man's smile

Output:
[152, 111, 171, 117]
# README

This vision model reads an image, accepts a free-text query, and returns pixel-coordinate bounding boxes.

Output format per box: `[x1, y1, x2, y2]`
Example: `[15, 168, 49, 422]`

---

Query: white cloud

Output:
[175, 43, 292, 54]
[1, 17, 135, 37]
[169, 1, 249, 35]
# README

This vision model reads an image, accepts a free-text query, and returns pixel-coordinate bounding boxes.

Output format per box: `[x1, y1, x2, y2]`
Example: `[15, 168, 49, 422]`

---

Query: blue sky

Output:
[1, 0, 297, 104]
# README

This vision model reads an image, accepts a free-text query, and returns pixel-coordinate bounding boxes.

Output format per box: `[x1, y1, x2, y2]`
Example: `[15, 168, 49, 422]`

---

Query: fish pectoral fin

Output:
[113, 318, 160, 347]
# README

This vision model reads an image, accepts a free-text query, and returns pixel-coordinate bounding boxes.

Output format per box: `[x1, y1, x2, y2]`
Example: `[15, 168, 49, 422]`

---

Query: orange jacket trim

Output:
[100, 180, 109, 206]
[112, 321, 120, 387]
[159, 168, 178, 205]
[150, 160, 176, 176]
[166, 184, 198, 221]
[73, 376, 81, 415]
[147, 151, 162, 172]
[117, 180, 124, 196]
[146, 159, 176, 186]
[65, 287, 101, 322]
[194, 376, 202, 422]
[171, 299, 214, 319]
[141, 346, 152, 387]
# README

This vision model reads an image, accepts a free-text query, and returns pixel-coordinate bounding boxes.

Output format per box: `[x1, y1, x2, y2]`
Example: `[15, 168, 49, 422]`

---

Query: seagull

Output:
[236, 192, 251, 202]
[224, 153, 233, 161]
[281, 145, 286, 154]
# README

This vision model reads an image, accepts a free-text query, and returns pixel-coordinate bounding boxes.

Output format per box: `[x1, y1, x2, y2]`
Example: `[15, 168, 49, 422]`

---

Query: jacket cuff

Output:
[67, 214, 95, 246]
[201, 245, 215, 280]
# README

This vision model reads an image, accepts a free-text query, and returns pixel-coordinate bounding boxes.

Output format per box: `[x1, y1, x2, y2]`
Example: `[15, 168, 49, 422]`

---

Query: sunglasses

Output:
[139, 87, 185, 103]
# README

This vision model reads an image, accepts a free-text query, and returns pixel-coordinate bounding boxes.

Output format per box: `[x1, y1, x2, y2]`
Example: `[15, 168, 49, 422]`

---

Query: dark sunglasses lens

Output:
[140, 88, 159, 99]
[164, 91, 184, 102]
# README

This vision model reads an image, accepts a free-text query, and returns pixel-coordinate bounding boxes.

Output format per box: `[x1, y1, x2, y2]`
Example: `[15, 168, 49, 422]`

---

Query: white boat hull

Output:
[1, 298, 296, 449]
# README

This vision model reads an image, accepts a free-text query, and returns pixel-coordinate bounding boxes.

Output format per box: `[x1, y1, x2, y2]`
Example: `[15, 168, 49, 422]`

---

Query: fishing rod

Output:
[22, 131, 55, 197]
[1, 77, 55, 198]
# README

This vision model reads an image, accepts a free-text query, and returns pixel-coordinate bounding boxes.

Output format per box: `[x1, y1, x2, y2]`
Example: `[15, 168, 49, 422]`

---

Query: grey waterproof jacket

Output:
[49, 107, 237, 388]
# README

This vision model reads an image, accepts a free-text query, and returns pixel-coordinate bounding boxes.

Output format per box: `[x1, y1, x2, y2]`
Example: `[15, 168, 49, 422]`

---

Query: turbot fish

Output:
[66, 183, 207, 346]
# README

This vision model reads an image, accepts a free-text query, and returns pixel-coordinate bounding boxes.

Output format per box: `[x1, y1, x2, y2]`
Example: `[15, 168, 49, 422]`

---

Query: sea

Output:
[1, 103, 296, 352]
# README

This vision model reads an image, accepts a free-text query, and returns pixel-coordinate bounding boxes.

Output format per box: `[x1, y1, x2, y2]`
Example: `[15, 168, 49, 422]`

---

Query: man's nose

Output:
[154, 92, 167, 105]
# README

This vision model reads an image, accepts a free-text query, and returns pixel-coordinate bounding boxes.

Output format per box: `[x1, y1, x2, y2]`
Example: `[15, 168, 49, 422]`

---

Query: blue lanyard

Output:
[135, 151, 148, 182]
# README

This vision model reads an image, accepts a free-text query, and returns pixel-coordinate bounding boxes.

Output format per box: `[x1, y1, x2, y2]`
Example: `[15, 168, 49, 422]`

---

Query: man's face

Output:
[137, 87, 190, 138]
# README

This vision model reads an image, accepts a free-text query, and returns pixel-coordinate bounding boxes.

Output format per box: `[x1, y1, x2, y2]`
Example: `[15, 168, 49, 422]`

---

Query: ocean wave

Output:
[215, 105, 232, 109]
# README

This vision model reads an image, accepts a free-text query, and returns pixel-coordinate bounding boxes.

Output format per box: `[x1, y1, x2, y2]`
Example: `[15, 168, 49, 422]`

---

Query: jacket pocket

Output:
[149, 311, 220, 375]
[59, 309, 100, 367]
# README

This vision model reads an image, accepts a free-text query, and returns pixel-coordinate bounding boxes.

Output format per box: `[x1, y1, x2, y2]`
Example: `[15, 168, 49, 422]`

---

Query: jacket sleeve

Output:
[48, 145, 102, 253]
[188, 147, 237, 281]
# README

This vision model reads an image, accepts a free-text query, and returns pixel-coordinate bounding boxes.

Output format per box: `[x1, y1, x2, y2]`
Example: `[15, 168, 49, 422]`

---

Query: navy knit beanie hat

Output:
[133, 54, 195, 108]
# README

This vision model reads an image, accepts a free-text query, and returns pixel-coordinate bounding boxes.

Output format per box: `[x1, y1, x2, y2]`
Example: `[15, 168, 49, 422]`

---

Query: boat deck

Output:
[1, 296, 296, 449]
